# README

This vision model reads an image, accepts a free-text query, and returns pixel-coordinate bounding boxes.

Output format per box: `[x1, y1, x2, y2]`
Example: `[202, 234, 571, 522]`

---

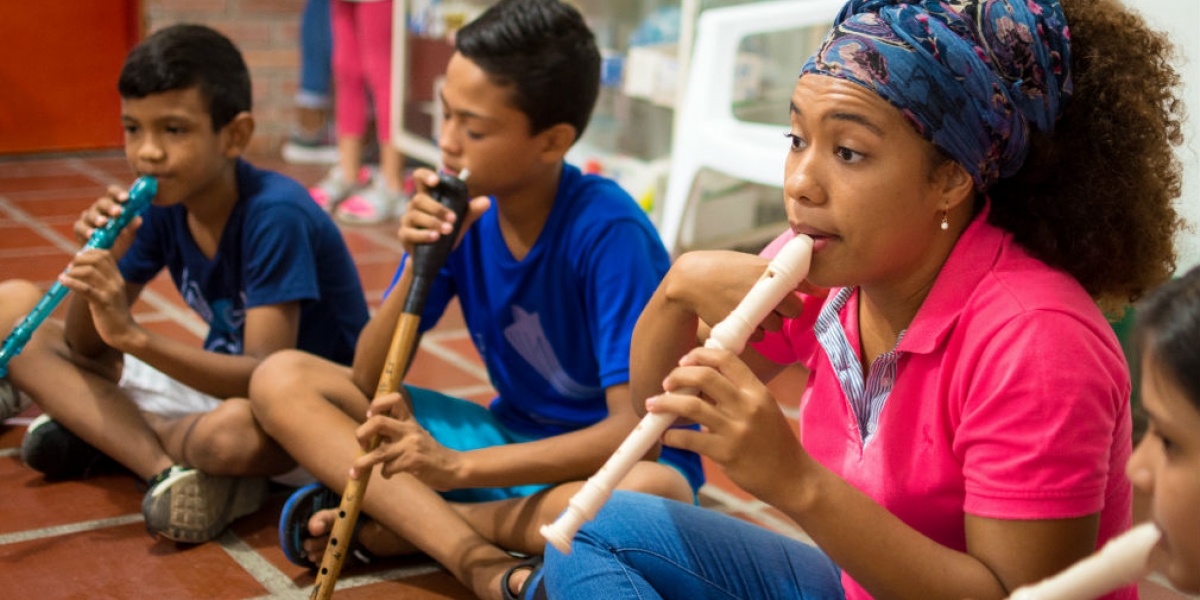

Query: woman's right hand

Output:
[650, 344, 811, 503]
[397, 168, 490, 256]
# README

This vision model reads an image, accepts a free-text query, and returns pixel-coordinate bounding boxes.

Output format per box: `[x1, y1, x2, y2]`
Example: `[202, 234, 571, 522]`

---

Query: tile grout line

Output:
[0, 514, 144, 546]
[236, 561, 448, 600]
[327, 562, 448, 593]
[214, 530, 306, 597]
[1144, 574, 1200, 599]
[67, 157, 131, 190]
[441, 383, 497, 399]
[419, 334, 491, 383]
[422, 328, 471, 342]
[131, 291, 210, 339]
[354, 227, 408, 254]
[0, 187, 115, 202]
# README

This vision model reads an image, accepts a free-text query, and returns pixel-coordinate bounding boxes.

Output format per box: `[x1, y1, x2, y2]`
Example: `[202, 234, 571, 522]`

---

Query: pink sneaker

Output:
[308, 166, 371, 213]
[335, 181, 408, 225]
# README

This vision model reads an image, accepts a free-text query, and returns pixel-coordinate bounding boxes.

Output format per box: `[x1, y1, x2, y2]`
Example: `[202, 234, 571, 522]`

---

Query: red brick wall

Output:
[143, 0, 304, 154]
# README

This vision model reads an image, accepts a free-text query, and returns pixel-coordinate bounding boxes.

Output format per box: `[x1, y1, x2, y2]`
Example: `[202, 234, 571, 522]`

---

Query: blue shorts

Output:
[406, 385, 698, 503]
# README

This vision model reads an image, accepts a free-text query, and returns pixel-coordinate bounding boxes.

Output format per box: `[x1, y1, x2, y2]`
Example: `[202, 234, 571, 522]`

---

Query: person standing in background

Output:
[282, 0, 340, 165]
[310, 0, 410, 225]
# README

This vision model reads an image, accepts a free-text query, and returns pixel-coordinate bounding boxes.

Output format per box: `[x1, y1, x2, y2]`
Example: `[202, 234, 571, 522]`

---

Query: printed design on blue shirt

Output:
[503, 306, 601, 398]
[181, 268, 213, 324]
[180, 267, 246, 354]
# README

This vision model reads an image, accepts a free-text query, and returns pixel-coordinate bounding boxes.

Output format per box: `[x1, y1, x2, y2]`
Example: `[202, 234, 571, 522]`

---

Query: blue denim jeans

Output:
[298, 0, 333, 107]
[543, 491, 846, 599]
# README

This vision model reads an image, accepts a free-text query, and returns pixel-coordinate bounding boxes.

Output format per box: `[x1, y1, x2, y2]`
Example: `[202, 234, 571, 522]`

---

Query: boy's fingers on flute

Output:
[350, 443, 396, 480]
[366, 390, 413, 419]
[75, 189, 127, 243]
[410, 167, 442, 192]
[101, 186, 129, 218]
[402, 194, 456, 234]
[355, 414, 409, 453]
[350, 424, 437, 481]
[347, 426, 408, 479]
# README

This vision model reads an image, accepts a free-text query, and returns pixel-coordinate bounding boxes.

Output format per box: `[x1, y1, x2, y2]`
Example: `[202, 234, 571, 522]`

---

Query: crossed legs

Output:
[0, 279, 292, 481]
[250, 349, 693, 600]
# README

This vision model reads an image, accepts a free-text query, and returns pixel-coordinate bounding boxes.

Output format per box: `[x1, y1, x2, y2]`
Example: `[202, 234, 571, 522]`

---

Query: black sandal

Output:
[501, 555, 548, 600]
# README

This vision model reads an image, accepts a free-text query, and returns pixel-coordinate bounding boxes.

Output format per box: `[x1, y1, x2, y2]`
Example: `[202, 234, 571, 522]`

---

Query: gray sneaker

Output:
[142, 465, 268, 543]
[281, 125, 339, 165]
[0, 379, 30, 421]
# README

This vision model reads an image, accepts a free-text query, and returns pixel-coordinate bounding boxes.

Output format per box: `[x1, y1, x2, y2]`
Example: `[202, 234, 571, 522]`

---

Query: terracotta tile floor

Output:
[0, 151, 807, 599]
[1, 152, 1191, 599]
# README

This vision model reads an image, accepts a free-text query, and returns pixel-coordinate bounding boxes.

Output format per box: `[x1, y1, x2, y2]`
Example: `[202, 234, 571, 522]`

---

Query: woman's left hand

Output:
[650, 346, 808, 502]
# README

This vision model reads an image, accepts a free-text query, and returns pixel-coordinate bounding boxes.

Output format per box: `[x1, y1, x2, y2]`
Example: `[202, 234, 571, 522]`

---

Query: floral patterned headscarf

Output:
[800, 0, 1072, 191]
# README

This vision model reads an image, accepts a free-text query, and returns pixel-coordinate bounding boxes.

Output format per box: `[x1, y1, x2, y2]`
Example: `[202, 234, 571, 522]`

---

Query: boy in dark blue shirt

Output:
[0, 24, 369, 544]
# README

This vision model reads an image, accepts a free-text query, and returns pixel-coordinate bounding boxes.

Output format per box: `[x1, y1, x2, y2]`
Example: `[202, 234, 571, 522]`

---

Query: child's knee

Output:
[619, 462, 695, 504]
[250, 350, 316, 406]
[0, 280, 43, 329]
[183, 404, 267, 474]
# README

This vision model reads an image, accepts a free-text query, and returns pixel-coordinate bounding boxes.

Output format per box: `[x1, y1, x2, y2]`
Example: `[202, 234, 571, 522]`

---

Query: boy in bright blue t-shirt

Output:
[250, 1, 701, 598]
[0, 24, 369, 545]
[400, 163, 701, 487]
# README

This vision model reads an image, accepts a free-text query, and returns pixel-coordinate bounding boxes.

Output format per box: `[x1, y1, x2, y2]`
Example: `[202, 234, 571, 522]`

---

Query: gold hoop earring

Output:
[940, 209, 949, 231]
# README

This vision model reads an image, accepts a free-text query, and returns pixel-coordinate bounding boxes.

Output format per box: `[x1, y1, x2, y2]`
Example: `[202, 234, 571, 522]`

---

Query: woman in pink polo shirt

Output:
[537, 0, 1186, 599]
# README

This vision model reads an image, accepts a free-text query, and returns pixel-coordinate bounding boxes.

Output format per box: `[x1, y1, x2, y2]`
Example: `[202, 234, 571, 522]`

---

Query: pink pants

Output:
[331, 0, 394, 142]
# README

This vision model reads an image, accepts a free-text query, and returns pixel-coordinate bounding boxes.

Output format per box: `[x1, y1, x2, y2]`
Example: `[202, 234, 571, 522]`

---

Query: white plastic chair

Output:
[658, 0, 844, 256]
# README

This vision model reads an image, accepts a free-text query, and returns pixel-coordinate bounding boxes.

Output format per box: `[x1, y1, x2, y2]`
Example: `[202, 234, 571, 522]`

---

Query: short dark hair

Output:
[455, 0, 600, 141]
[118, 24, 251, 131]
[1134, 265, 1200, 413]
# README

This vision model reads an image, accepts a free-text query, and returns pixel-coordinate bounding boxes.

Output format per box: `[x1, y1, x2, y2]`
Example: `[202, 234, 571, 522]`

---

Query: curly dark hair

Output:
[986, 0, 1186, 314]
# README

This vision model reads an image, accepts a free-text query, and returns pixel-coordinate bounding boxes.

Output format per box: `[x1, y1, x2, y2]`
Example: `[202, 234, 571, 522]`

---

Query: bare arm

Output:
[351, 255, 415, 395]
[630, 249, 795, 414]
[773, 450, 1100, 600]
[125, 301, 301, 399]
[59, 239, 301, 399]
[444, 383, 646, 487]
[63, 186, 143, 361]
[63, 280, 139, 362]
